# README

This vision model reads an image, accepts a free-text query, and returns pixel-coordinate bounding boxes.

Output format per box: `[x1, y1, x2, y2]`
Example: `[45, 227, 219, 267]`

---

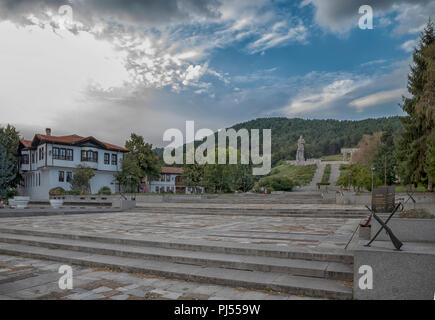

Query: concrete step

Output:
[0, 227, 354, 264]
[135, 207, 368, 218]
[0, 232, 352, 281]
[0, 242, 353, 299]
[188, 200, 326, 204]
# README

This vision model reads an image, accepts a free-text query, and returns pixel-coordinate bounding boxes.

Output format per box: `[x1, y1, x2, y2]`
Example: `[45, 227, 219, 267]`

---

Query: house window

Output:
[53, 147, 59, 159]
[160, 174, 165, 182]
[58, 171, 64, 182]
[66, 171, 73, 183]
[21, 154, 29, 164]
[111, 154, 117, 165]
[38, 172, 41, 186]
[81, 150, 98, 162]
[53, 147, 73, 161]
[39, 147, 44, 160]
[104, 153, 110, 165]
[166, 175, 170, 182]
[31, 153, 35, 163]
[66, 149, 73, 161]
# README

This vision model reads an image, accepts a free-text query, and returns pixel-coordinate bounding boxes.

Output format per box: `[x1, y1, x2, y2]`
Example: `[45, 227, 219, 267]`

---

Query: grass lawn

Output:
[321, 154, 343, 161]
[319, 164, 331, 185]
[267, 163, 317, 186]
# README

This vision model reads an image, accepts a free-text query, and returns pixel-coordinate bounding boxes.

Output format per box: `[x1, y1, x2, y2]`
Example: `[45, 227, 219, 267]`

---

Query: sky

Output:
[0, 0, 434, 147]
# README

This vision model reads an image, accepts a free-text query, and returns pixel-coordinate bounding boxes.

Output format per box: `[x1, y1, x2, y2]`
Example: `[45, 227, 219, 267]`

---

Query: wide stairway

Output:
[137, 202, 367, 218]
[178, 192, 327, 204]
[298, 163, 326, 191]
[0, 227, 354, 299]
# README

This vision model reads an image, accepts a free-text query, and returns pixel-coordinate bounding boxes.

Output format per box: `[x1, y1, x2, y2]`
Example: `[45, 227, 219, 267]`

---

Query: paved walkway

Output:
[0, 255, 315, 300]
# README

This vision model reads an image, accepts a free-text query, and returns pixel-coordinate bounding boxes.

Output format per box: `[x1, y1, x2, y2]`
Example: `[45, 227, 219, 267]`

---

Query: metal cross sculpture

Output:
[365, 203, 403, 251]
[405, 184, 417, 205]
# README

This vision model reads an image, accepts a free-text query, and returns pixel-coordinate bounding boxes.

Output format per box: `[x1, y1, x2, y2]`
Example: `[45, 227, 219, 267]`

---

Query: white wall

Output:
[19, 142, 124, 199]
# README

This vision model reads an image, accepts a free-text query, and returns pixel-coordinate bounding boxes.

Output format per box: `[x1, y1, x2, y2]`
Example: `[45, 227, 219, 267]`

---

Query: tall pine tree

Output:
[396, 19, 435, 189]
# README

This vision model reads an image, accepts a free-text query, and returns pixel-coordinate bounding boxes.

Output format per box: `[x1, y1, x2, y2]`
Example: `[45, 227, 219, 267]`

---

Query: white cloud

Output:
[400, 39, 417, 52]
[348, 88, 407, 111]
[247, 24, 307, 53]
[283, 79, 366, 115]
[360, 59, 387, 67]
[0, 20, 130, 127]
[301, 0, 435, 34]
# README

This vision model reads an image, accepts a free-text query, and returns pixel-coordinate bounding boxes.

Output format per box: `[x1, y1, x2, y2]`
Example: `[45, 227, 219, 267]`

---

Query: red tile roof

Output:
[161, 166, 183, 174]
[20, 139, 32, 148]
[23, 134, 128, 152]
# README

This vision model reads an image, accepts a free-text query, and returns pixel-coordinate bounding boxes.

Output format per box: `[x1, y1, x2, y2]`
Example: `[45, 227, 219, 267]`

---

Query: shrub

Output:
[257, 176, 295, 191]
[49, 187, 66, 196]
[98, 186, 112, 195]
[66, 190, 81, 195]
[70, 165, 95, 194]
[6, 188, 18, 199]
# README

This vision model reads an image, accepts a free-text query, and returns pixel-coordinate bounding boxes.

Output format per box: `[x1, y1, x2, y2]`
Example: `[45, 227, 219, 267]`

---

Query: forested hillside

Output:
[154, 116, 402, 166]
[231, 117, 402, 165]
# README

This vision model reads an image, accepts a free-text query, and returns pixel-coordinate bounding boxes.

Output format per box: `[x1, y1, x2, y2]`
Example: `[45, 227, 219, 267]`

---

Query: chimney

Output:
[45, 128, 51, 136]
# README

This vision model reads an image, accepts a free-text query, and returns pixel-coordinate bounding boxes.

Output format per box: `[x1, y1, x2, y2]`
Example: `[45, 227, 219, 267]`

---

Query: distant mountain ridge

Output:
[154, 116, 402, 166]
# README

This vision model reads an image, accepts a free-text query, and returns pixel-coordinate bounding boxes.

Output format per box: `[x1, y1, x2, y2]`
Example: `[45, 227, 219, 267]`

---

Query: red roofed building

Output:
[148, 166, 204, 194]
[18, 128, 128, 199]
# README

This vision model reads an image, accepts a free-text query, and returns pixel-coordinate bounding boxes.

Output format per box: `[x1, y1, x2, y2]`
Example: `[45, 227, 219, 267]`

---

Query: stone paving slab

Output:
[0, 211, 360, 249]
[0, 255, 318, 300]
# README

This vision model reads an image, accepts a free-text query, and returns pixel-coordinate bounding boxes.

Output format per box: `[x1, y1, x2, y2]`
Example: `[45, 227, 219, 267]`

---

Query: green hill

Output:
[154, 116, 402, 166]
[230, 117, 402, 165]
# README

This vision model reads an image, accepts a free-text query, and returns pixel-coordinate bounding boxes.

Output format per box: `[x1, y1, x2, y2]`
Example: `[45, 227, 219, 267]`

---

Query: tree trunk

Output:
[428, 177, 433, 192]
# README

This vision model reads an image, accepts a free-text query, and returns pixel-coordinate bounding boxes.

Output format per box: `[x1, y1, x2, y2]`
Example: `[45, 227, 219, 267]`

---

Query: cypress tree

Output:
[0, 139, 16, 199]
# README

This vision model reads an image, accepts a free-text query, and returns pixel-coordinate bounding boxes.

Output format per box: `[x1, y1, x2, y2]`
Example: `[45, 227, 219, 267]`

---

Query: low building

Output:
[18, 129, 128, 199]
[149, 166, 204, 194]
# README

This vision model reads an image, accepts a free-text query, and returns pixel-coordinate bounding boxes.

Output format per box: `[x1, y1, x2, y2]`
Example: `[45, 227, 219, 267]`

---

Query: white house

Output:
[18, 128, 128, 199]
[149, 167, 204, 194]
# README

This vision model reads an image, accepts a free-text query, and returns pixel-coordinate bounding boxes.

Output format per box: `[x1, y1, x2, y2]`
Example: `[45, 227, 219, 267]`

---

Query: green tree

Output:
[116, 153, 143, 193]
[425, 129, 435, 191]
[233, 164, 255, 192]
[396, 20, 435, 188]
[0, 139, 16, 199]
[125, 133, 161, 182]
[203, 163, 233, 193]
[182, 163, 205, 194]
[373, 126, 397, 185]
[0, 124, 20, 188]
[337, 164, 381, 192]
[70, 165, 95, 194]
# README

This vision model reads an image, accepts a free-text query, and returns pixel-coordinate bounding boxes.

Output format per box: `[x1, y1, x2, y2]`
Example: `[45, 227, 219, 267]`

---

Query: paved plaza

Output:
[0, 210, 361, 249]
[0, 209, 361, 299]
[0, 254, 314, 300]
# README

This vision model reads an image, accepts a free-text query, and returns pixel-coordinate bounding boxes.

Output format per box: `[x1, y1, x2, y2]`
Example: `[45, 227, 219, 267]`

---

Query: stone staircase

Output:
[161, 193, 327, 204]
[136, 203, 367, 218]
[298, 163, 326, 191]
[0, 227, 354, 299]
[329, 163, 342, 186]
